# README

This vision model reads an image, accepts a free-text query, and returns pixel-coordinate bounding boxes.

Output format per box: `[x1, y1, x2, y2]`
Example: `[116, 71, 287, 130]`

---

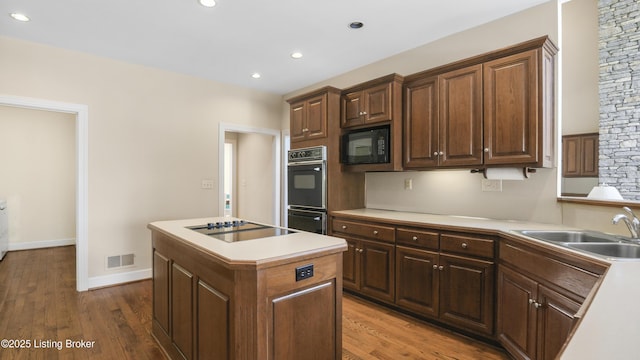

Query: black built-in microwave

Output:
[341, 125, 390, 165]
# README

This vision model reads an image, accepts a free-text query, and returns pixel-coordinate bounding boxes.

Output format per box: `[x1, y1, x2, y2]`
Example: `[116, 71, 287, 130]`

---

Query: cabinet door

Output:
[562, 136, 581, 177]
[342, 91, 364, 127]
[439, 64, 483, 166]
[497, 265, 537, 360]
[439, 254, 495, 336]
[536, 285, 580, 360]
[404, 76, 439, 168]
[172, 263, 194, 360]
[364, 82, 393, 124]
[580, 134, 599, 177]
[289, 101, 307, 142]
[483, 49, 539, 165]
[305, 94, 327, 140]
[360, 239, 395, 303]
[395, 246, 439, 317]
[153, 251, 170, 334]
[342, 238, 359, 291]
[272, 281, 337, 360]
[197, 280, 230, 360]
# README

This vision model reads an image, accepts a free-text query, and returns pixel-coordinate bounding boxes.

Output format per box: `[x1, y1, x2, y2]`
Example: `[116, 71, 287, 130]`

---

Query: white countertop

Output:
[332, 208, 640, 359]
[148, 217, 346, 266]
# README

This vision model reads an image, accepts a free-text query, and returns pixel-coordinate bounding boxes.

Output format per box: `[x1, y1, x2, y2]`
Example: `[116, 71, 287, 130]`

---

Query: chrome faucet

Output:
[612, 207, 640, 239]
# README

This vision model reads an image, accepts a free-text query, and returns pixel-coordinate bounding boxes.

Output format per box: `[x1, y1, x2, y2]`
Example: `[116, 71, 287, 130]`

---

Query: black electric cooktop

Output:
[186, 220, 296, 243]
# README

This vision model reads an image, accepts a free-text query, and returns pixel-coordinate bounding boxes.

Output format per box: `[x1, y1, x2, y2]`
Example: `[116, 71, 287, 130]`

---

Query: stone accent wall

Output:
[599, 0, 640, 200]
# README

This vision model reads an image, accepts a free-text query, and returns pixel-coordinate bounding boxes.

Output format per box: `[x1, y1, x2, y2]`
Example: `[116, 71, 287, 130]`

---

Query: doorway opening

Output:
[0, 95, 89, 291]
[218, 123, 281, 226]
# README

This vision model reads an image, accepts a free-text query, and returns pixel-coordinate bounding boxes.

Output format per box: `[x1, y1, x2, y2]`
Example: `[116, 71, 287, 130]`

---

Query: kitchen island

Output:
[148, 217, 347, 360]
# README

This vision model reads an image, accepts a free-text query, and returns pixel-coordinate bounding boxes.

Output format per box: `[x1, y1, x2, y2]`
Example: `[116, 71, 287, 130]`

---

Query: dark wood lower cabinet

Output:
[395, 246, 495, 336]
[197, 280, 229, 360]
[342, 237, 395, 304]
[497, 265, 538, 360]
[439, 254, 494, 335]
[395, 246, 438, 317]
[497, 265, 581, 360]
[536, 285, 580, 360]
[272, 282, 336, 360]
[495, 231, 606, 360]
[171, 264, 194, 360]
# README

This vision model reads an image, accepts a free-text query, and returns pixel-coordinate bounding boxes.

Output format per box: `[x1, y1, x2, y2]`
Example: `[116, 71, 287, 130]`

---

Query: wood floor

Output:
[0, 246, 508, 359]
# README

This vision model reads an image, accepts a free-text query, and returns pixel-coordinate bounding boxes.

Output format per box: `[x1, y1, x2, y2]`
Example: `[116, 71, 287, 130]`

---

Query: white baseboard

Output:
[8, 238, 76, 251]
[87, 268, 152, 290]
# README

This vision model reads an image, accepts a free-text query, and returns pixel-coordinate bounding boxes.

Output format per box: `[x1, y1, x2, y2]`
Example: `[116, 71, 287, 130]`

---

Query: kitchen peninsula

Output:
[148, 217, 347, 360]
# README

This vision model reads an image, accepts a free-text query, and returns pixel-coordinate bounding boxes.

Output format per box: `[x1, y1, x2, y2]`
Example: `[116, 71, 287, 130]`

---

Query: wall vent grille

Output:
[106, 254, 135, 269]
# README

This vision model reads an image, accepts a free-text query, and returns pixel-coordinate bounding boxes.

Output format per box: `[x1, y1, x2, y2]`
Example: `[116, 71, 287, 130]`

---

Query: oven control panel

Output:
[288, 146, 326, 163]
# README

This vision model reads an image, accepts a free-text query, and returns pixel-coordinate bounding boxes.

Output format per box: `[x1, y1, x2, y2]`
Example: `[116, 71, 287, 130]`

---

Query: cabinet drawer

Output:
[499, 241, 599, 299]
[396, 228, 439, 250]
[441, 233, 494, 259]
[332, 218, 395, 243]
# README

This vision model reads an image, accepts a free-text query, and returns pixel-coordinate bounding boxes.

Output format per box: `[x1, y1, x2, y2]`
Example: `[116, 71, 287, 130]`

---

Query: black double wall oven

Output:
[287, 146, 327, 234]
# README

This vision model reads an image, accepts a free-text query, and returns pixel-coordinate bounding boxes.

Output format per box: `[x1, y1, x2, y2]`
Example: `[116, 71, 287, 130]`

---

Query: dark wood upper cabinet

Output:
[562, 133, 599, 177]
[287, 87, 340, 144]
[483, 47, 555, 167]
[404, 36, 557, 170]
[404, 75, 439, 168]
[341, 75, 402, 128]
[439, 64, 484, 167]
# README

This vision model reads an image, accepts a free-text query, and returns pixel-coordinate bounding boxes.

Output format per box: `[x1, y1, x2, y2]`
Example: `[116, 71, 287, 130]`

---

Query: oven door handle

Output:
[287, 160, 325, 167]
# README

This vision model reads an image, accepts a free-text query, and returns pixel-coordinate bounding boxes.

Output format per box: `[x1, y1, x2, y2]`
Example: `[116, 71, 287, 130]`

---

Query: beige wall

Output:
[0, 35, 283, 280]
[562, 0, 599, 135]
[0, 106, 75, 245]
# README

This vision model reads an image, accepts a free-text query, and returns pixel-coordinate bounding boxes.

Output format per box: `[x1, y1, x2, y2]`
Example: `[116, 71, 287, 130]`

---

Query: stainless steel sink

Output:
[566, 242, 640, 259]
[515, 230, 640, 260]
[517, 230, 623, 243]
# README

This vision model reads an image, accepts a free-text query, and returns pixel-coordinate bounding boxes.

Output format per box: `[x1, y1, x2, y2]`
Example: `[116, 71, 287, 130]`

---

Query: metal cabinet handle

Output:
[358, 248, 364, 253]
[461, 242, 468, 249]
[433, 152, 439, 156]
[438, 266, 444, 271]
[439, 151, 444, 156]
[433, 265, 438, 269]
[412, 236, 418, 241]
[373, 230, 379, 235]
[484, 148, 489, 153]
[528, 298, 543, 308]
[342, 225, 347, 230]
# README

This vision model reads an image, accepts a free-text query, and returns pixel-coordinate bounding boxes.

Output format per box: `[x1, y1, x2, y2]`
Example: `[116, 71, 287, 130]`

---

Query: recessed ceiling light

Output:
[251, 73, 261, 79]
[348, 21, 364, 29]
[291, 52, 303, 59]
[10, 13, 30, 22]
[199, 0, 216, 7]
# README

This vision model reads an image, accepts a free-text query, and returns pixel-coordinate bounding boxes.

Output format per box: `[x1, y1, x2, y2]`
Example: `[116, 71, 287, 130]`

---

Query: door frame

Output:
[0, 95, 89, 291]
[218, 123, 281, 225]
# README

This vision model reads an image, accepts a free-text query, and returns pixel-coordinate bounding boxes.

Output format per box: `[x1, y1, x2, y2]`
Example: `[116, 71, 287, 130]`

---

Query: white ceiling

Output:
[0, 0, 549, 95]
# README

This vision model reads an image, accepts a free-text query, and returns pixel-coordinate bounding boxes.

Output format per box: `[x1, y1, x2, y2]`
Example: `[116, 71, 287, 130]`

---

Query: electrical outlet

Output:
[482, 179, 503, 192]
[295, 264, 314, 281]
[404, 178, 413, 190]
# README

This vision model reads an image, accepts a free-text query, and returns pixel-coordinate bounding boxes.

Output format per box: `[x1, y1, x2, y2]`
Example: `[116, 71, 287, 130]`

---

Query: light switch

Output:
[201, 179, 214, 189]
